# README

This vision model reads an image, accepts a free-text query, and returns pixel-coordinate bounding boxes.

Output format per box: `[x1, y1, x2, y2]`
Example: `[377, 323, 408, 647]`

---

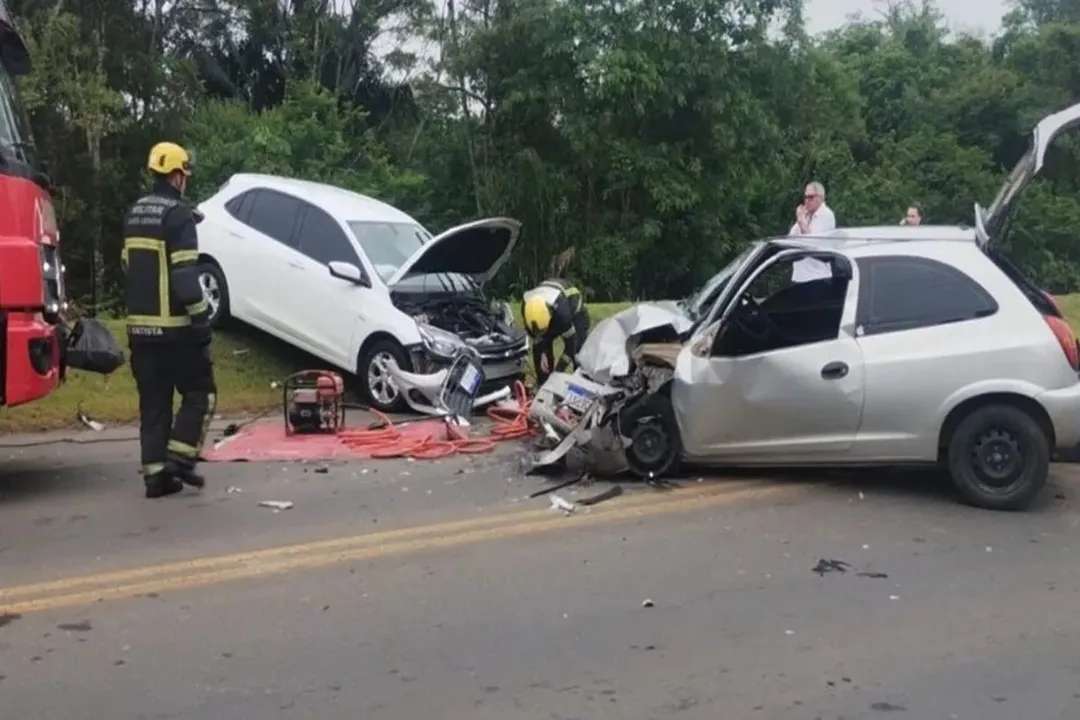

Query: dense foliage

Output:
[7, 0, 1080, 305]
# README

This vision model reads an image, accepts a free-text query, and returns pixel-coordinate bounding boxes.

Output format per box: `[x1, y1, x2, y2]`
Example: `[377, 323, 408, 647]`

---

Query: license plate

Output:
[566, 383, 595, 401]
[459, 364, 482, 395]
[564, 383, 595, 412]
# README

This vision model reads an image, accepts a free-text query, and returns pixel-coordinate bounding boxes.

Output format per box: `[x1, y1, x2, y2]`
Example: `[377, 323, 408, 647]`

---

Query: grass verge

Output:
[0, 302, 634, 433]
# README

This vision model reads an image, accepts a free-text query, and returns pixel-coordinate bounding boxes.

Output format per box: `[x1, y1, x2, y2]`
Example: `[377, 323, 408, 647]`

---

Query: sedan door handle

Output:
[821, 361, 848, 379]
[287, 261, 304, 270]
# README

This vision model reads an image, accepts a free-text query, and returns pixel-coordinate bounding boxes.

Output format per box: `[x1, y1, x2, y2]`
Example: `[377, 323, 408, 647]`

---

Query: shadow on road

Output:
[0, 458, 127, 505]
[679, 464, 1073, 512]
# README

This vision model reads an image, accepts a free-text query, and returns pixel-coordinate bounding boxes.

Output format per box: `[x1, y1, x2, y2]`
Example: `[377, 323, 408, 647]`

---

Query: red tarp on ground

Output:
[203, 417, 453, 462]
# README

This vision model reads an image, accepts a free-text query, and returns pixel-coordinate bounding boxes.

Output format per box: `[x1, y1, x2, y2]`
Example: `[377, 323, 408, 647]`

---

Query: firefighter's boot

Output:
[145, 472, 184, 499]
[165, 458, 206, 489]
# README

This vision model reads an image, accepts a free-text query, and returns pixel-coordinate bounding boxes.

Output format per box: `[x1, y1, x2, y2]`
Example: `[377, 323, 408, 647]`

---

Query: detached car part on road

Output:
[195, 174, 528, 414]
[531, 102, 1080, 511]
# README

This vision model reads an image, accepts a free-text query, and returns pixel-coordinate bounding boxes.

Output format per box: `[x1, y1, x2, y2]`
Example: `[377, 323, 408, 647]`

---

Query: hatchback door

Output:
[671, 248, 866, 462]
[976, 102, 1080, 245]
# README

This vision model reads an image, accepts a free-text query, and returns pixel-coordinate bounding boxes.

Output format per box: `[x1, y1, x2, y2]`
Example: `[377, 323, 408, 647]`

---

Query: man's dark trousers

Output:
[130, 341, 217, 476]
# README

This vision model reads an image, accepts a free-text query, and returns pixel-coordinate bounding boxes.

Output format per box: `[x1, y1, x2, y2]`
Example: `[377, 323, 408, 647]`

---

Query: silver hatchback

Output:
[533, 103, 1080, 511]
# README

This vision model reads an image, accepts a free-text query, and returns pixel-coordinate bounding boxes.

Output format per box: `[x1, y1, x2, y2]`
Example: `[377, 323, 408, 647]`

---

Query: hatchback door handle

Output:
[821, 361, 848, 379]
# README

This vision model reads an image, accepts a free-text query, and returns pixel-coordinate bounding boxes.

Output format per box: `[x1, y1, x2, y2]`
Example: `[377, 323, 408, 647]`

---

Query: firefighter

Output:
[122, 141, 216, 499]
[522, 279, 590, 388]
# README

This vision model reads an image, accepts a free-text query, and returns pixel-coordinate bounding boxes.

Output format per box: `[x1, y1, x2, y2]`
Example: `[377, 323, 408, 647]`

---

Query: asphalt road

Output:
[3, 421, 1080, 719]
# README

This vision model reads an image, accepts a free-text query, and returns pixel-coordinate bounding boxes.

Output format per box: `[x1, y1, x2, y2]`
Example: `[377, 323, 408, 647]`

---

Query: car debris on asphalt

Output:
[812, 558, 892, 579]
[577, 484, 623, 506]
[259, 500, 293, 511]
[812, 558, 851, 575]
[549, 494, 575, 514]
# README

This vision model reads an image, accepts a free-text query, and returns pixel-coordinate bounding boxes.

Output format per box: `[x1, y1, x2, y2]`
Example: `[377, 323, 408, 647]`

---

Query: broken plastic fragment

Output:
[76, 410, 104, 432]
[642, 598, 654, 608]
[549, 494, 575, 514]
[259, 500, 293, 511]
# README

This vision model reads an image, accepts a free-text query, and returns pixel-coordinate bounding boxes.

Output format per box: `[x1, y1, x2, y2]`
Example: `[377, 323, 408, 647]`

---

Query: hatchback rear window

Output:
[983, 248, 1060, 317]
[855, 256, 998, 336]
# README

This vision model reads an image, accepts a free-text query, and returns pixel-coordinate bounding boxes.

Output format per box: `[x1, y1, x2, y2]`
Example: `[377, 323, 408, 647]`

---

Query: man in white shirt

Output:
[788, 181, 836, 282]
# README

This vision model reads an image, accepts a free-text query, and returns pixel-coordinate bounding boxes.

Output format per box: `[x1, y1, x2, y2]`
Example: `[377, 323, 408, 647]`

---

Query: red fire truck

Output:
[0, 3, 66, 408]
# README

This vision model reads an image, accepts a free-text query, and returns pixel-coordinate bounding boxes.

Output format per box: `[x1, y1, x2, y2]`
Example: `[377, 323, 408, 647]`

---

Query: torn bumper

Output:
[527, 371, 632, 474]
[388, 355, 512, 418]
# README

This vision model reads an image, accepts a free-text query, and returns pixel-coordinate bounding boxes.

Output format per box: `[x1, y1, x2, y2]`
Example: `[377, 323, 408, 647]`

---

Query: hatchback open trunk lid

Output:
[976, 103, 1080, 245]
[387, 217, 521, 286]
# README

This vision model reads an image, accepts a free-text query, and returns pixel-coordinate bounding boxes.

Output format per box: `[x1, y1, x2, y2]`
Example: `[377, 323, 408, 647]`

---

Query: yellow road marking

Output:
[1, 481, 799, 615]
[1, 482, 738, 600]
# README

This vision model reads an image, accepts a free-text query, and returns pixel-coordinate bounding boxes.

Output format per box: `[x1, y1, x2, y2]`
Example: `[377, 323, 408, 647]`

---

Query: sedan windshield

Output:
[348, 221, 431, 282]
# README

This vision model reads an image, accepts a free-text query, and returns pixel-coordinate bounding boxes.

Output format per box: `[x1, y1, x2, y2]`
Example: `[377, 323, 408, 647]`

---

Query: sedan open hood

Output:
[975, 102, 1080, 246]
[387, 217, 521, 286]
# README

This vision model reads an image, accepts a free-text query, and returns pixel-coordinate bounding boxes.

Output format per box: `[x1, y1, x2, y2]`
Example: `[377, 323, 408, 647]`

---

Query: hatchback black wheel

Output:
[620, 392, 682, 480]
[946, 404, 1050, 511]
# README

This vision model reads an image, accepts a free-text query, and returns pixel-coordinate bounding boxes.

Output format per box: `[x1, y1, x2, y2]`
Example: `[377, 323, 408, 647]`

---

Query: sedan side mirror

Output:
[328, 261, 370, 287]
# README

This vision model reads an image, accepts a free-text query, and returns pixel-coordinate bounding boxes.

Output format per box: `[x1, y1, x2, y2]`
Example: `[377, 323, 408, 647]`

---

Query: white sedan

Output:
[195, 173, 530, 413]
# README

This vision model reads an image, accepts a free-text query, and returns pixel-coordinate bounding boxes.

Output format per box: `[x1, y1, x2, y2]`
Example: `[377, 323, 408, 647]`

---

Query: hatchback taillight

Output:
[1044, 314, 1079, 370]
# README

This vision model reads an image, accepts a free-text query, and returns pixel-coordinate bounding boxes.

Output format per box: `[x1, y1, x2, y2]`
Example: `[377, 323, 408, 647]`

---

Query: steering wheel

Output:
[733, 292, 771, 339]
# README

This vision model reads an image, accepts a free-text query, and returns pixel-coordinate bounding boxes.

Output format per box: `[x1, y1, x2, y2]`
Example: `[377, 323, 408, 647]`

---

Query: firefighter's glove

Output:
[189, 307, 213, 346]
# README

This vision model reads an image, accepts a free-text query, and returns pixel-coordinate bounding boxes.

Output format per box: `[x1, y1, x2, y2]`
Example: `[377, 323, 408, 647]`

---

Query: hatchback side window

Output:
[856, 256, 998, 336]
[244, 189, 303, 248]
[295, 203, 360, 266]
[225, 190, 257, 223]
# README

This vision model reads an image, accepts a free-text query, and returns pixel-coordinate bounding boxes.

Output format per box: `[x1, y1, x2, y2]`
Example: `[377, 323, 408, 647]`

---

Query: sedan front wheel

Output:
[197, 262, 231, 327]
[358, 339, 411, 414]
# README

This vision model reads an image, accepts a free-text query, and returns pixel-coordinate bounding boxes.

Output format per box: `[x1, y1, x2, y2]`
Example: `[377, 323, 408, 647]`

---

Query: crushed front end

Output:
[527, 343, 684, 477]
[390, 298, 528, 416]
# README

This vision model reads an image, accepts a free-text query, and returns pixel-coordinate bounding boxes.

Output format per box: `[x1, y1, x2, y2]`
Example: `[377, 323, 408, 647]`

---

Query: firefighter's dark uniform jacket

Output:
[121, 182, 210, 343]
[524, 279, 589, 383]
[122, 180, 216, 479]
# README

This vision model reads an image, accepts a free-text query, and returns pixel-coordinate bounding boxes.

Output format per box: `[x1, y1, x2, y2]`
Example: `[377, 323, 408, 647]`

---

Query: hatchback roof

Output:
[796, 225, 977, 243]
[220, 173, 417, 225]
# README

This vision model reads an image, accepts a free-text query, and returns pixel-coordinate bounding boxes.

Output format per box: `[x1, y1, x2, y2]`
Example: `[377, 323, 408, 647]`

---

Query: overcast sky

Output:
[804, 0, 1009, 35]
[380, 0, 1012, 79]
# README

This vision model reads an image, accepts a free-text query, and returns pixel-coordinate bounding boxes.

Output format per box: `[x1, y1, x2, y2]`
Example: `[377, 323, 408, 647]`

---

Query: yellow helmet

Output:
[147, 141, 193, 176]
[523, 296, 551, 337]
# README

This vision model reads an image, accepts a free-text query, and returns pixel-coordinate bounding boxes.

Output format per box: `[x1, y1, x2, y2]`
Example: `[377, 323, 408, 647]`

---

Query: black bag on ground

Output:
[66, 317, 125, 375]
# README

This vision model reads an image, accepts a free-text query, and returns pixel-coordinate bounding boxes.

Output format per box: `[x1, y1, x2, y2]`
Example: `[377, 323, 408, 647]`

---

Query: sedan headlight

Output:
[417, 323, 469, 359]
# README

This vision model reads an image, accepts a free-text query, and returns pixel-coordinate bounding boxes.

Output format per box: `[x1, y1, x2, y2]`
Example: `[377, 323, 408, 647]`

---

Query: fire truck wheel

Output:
[197, 261, 231, 327]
